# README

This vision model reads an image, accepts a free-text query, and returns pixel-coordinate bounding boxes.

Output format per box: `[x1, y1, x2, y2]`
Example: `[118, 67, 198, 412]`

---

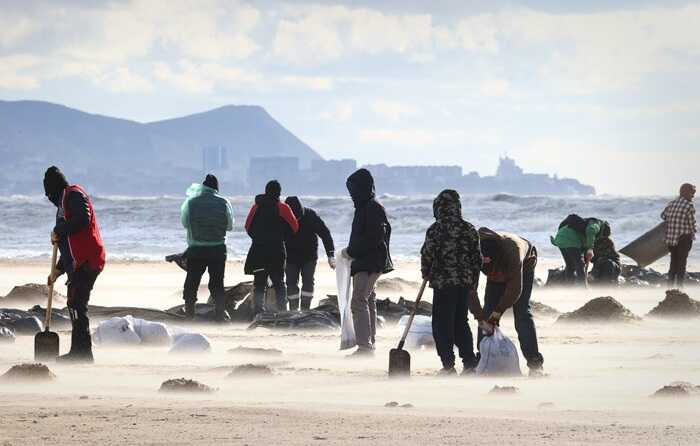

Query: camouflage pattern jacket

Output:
[421, 190, 482, 290]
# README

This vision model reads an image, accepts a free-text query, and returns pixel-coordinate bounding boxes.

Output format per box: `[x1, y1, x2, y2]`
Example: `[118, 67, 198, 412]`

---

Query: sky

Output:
[1, 0, 700, 195]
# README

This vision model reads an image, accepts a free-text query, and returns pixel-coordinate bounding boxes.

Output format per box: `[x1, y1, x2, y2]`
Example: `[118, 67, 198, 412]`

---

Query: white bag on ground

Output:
[336, 254, 356, 350]
[476, 328, 521, 376]
[129, 316, 172, 345]
[169, 332, 211, 354]
[397, 315, 434, 349]
[93, 316, 142, 346]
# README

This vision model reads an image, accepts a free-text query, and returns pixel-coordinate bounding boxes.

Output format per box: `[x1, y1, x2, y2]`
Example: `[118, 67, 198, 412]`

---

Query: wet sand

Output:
[1, 260, 700, 445]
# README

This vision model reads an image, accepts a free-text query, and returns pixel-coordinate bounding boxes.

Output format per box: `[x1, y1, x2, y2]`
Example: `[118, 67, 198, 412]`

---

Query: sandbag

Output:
[397, 314, 434, 348]
[11, 315, 44, 335]
[476, 328, 521, 376]
[170, 333, 211, 354]
[0, 326, 15, 343]
[93, 316, 141, 346]
[336, 254, 356, 350]
[130, 317, 172, 345]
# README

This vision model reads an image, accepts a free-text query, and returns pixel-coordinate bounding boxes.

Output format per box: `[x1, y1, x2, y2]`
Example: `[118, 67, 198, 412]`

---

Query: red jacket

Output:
[62, 185, 106, 272]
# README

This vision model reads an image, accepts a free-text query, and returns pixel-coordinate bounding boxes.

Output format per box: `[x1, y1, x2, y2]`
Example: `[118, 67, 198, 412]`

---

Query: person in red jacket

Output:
[44, 166, 106, 363]
[244, 180, 299, 314]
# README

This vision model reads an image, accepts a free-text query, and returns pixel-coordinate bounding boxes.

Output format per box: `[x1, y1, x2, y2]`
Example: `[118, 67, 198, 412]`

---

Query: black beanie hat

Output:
[265, 180, 281, 199]
[43, 166, 68, 200]
[203, 174, 219, 191]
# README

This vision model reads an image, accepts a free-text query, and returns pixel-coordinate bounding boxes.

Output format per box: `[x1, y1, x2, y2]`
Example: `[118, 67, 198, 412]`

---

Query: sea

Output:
[2, 194, 698, 268]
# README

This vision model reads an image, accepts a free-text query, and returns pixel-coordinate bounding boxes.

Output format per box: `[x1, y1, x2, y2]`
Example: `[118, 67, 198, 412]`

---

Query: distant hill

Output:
[0, 100, 320, 194]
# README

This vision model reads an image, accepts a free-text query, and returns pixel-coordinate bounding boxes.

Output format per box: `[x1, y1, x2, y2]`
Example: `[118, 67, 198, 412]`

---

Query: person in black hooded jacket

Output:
[342, 168, 393, 356]
[244, 180, 299, 314]
[284, 196, 335, 311]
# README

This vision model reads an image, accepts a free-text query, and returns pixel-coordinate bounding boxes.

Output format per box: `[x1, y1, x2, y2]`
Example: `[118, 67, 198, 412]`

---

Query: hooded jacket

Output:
[346, 169, 393, 276]
[284, 196, 335, 264]
[421, 189, 481, 290]
[479, 228, 537, 313]
[244, 193, 299, 274]
[552, 218, 607, 250]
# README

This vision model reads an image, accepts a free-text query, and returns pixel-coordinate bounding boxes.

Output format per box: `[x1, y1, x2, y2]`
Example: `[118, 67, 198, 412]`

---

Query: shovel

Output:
[388, 279, 427, 378]
[34, 243, 60, 361]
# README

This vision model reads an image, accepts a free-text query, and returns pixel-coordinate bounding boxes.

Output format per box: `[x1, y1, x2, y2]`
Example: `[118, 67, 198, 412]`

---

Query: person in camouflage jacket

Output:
[421, 189, 483, 375]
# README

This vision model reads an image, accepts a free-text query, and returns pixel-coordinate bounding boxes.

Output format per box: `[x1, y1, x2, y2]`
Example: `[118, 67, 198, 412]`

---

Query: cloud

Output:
[153, 60, 260, 93]
[96, 67, 153, 93]
[371, 100, 420, 121]
[279, 75, 334, 91]
[479, 78, 511, 97]
[0, 16, 37, 48]
[0, 55, 41, 90]
[320, 102, 354, 121]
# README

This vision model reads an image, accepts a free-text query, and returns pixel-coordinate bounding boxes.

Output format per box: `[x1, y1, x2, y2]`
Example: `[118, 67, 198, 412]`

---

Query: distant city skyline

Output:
[1, 1, 700, 195]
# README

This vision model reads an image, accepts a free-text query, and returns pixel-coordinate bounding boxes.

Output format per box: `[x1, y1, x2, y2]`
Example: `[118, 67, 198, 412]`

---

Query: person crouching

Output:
[421, 190, 482, 375]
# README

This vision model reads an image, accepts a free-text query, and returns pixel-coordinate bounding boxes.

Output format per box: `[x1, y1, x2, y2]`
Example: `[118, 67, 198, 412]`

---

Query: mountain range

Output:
[0, 100, 320, 194]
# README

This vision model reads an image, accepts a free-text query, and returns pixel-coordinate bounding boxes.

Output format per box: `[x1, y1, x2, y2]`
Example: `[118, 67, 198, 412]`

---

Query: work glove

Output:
[479, 320, 495, 336]
[585, 249, 594, 263]
[328, 256, 336, 270]
[487, 311, 502, 326]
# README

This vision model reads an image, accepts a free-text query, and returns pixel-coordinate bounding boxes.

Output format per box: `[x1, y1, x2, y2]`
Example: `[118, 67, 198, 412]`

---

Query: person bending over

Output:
[284, 196, 335, 311]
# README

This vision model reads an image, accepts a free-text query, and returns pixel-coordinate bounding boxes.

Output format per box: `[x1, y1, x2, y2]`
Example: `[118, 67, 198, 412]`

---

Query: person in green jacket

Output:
[181, 174, 234, 320]
[551, 215, 608, 285]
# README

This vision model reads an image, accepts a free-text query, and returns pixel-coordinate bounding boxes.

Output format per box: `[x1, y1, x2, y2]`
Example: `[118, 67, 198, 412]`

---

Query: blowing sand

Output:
[1, 260, 700, 445]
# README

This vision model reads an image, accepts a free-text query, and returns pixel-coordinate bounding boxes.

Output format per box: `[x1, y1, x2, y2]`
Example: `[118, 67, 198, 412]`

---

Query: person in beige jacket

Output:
[478, 227, 544, 376]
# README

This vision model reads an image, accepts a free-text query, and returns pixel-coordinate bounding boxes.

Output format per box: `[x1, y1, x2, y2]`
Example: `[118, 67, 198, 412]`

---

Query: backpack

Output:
[559, 214, 587, 234]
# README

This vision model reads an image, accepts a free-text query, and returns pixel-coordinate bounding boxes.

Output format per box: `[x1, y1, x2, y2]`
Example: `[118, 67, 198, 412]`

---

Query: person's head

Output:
[285, 196, 304, 219]
[680, 183, 696, 201]
[203, 173, 219, 191]
[43, 166, 68, 206]
[346, 169, 375, 205]
[432, 189, 462, 220]
[478, 227, 503, 274]
[265, 180, 281, 200]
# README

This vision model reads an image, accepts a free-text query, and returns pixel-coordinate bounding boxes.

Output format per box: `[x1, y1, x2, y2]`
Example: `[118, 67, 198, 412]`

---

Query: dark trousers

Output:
[479, 267, 544, 369]
[286, 260, 317, 310]
[560, 247, 585, 285]
[592, 258, 621, 284]
[66, 264, 99, 354]
[668, 234, 693, 288]
[431, 287, 477, 369]
[183, 245, 226, 315]
[253, 268, 286, 313]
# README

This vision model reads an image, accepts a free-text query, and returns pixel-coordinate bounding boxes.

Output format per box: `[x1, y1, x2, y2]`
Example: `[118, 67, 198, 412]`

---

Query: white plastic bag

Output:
[397, 315, 434, 349]
[336, 254, 356, 350]
[476, 327, 521, 376]
[93, 316, 141, 346]
[130, 317, 172, 345]
[169, 333, 211, 354]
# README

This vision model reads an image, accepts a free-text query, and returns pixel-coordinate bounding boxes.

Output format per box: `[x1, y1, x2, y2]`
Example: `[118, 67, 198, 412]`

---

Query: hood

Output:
[432, 189, 462, 221]
[255, 193, 278, 208]
[285, 196, 304, 220]
[346, 168, 375, 205]
[478, 227, 503, 274]
[43, 165, 68, 207]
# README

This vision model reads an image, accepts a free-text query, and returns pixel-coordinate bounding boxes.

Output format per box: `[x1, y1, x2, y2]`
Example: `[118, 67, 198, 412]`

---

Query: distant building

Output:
[495, 156, 523, 178]
[248, 156, 300, 193]
[202, 146, 228, 172]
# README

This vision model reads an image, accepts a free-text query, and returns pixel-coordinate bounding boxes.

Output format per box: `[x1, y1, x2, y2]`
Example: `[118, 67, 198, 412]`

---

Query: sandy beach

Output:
[1, 260, 700, 445]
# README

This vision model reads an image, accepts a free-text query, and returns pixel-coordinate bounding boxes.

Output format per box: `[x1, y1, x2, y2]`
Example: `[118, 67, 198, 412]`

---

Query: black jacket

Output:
[346, 169, 393, 276]
[244, 194, 299, 274]
[285, 197, 334, 265]
[52, 189, 91, 274]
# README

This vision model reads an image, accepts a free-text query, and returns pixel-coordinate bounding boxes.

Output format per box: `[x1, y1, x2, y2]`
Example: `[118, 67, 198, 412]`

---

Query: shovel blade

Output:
[34, 330, 59, 362]
[388, 348, 411, 378]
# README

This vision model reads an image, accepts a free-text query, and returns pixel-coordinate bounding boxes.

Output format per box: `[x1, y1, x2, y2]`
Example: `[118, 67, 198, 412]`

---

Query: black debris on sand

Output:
[159, 378, 216, 393]
[228, 364, 274, 377]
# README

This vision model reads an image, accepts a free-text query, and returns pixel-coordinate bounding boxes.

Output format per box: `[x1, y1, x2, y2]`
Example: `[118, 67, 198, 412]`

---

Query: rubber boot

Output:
[288, 298, 300, 311]
[300, 295, 313, 311]
[253, 289, 266, 316]
[58, 312, 94, 364]
[185, 300, 196, 319]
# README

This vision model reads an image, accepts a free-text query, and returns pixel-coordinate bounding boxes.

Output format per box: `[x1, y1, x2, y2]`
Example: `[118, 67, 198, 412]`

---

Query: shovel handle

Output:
[45, 243, 58, 331]
[397, 279, 428, 350]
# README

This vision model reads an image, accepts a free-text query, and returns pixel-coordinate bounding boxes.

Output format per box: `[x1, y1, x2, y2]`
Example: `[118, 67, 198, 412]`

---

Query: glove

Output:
[479, 320, 495, 336]
[328, 256, 336, 270]
[487, 311, 502, 326]
[340, 248, 352, 260]
[585, 249, 594, 263]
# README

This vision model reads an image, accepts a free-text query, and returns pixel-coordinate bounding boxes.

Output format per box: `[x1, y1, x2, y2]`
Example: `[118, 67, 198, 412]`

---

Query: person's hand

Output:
[585, 249, 594, 263]
[50, 231, 60, 245]
[328, 256, 337, 270]
[341, 248, 352, 260]
[479, 320, 495, 336]
[47, 270, 60, 286]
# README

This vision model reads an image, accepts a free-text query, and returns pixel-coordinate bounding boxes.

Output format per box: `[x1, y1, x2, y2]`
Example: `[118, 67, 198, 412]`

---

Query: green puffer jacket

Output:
[551, 219, 604, 250]
[181, 184, 234, 247]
